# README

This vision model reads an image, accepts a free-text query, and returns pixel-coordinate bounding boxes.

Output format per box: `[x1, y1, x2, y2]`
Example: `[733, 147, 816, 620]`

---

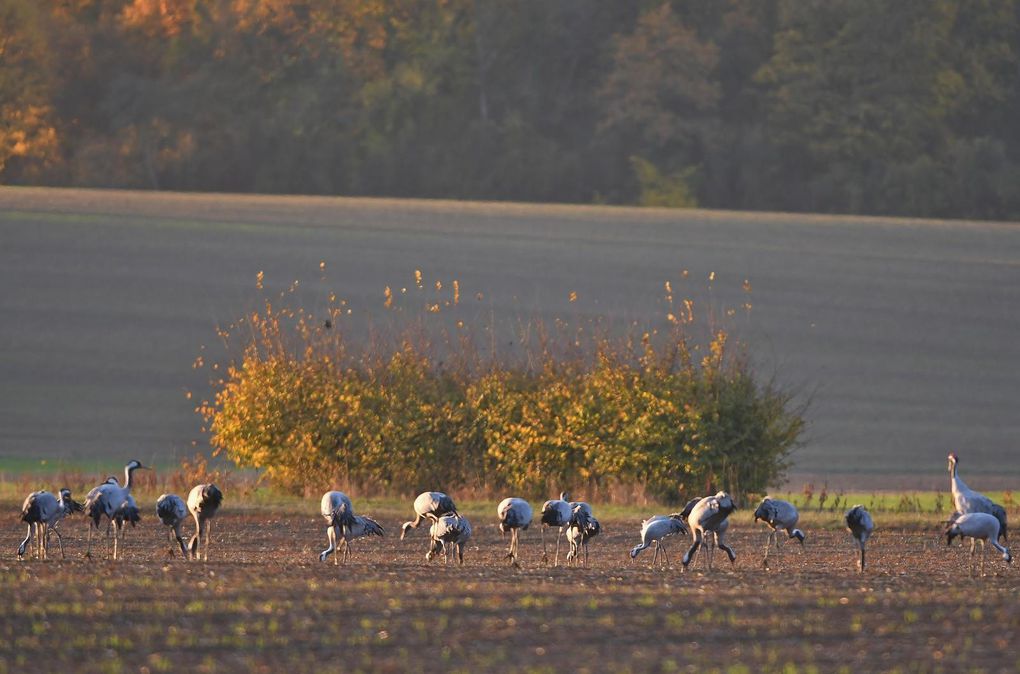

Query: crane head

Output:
[947, 453, 958, 473]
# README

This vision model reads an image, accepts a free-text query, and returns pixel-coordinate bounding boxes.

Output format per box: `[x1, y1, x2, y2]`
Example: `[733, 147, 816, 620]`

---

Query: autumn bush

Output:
[200, 273, 804, 503]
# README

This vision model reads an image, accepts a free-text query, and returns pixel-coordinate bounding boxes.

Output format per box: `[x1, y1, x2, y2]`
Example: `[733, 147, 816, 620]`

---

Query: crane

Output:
[539, 492, 572, 566]
[844, 505, 874, 573]
[945, 512, 1012, 576]
[497, 497, 532, 567]
[156, 493, 189, 558]
[17, 488, 83, 560]
[318, 491, 383, 564]
[947, 453, 1007, 542]
[401, 491, 457, 540]
[753, 497, 805, 569]
[681, 492, 737, 572]
[188, 484, 223, 561]
[426, 513, 472, 565]
[565, 501, 601, 567]
[83, 460, 148, 560]
[630, 514, 688, 569]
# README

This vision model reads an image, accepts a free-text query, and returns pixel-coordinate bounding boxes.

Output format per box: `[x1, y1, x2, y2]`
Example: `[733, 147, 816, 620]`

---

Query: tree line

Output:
[4, 0, 1019, 220]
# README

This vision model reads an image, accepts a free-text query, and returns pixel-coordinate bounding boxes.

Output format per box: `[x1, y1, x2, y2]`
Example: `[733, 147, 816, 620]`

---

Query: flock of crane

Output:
[15, 453, 1013, 575]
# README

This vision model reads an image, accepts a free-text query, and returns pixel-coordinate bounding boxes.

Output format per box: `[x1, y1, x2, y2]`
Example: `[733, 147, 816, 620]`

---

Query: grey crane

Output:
[565, 501, 601, 567]
[426, 513, 472, 565]
[83, 460, 148, 560]
[17, 488, 83, 560]
[945, 512, 1012, 576]
[156, 493, 189, 558]
[497, 497, 532, 567]
[540, 492, 572, 565]
[188, 483, 223, 561]
[681, 492, 737, 572]
[753, 497, 805, 569]
[318, 490, 384, 564]
[630, 514, 688, 569]
[844, 504, 874, 573]
[948, 453, 1007, 543]
[401, 491, 458, 540]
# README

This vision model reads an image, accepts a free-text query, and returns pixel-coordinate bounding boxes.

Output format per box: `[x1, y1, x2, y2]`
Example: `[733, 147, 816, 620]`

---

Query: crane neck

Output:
[124, 465, 138, 491]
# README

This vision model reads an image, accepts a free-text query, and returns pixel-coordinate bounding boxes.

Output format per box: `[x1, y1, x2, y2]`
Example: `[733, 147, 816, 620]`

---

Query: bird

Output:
[318, 490, 383, 564]
[945, 512, 1012, 576]
[188, 483, 223, 561]
[753, 497, 805, 569]
[947, 452, 1007, 543]
[681, 492, 737, 572]
[539, 491, 573, 565]
[497, 497, 532, 567]
[156, 493, 190, 558]
[630, 514, 688, 569]
[401, 491, 457, 540]
[83, 460, 148, 560]
[426, 513, 472, 565]
[844, 504, 874, 573]
[565, 501, 601, 567]
[17, 488, 83, 560]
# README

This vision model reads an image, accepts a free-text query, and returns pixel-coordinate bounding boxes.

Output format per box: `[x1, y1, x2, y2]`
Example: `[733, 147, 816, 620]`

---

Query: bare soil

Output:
[3, 507, 1019, 673]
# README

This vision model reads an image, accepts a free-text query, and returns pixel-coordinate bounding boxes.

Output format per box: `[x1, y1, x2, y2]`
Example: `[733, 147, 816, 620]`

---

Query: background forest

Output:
[4, 0, 1020, 220]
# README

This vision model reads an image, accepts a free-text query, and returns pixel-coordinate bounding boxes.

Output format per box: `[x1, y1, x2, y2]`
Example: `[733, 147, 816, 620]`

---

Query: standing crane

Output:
[426, 513, 472, 565]
[539, 492, 572, 566]
[565, 501, 601, 567]
[83, 460, 148, 560]
[156, 493, 189, 558]
[948, 453, 1007, 542]
[945, 512, 1012, 576]
[17, 488, 83, 560]
[188, 483, 223, 561]
[753, 497, 805, 569]
[630, 514, 688, 569]
[318, 491, 384, 564]
[681, 492, 737, 572]
[401, 491, 457, 540]
[497, 497, 532, 567]
[844, 505, 874, 573]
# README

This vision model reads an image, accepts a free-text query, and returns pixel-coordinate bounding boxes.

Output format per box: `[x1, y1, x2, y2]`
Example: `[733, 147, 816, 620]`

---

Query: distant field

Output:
[3, 503, 1019, 673]
[1, 187, 1018, 486]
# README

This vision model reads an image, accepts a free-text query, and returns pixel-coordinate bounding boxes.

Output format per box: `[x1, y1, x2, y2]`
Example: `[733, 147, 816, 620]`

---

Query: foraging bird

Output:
[565, 501, 601, 567]
[188, 483, 223, 561]
[844, 505, 874, 573]
[947, 453, 1007, 542]
[83, 460, 148, 560]
[630, 514, 688, 569]
[753, 497, 805, 569]
[426, 513, 472, 565]
[682, 492, 737, 572]
[945, 512, 1012, 576]
[17, 488, 83, 560]
[156, 493, 189, 558]
[318, 491, 383, 564]
[497, 497, 532, 566]
[540, 492, 572, 565]
[401, 491, 457, 539]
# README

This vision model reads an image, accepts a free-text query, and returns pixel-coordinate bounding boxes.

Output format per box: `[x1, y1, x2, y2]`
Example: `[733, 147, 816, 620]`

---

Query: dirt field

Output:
[3, 505, 1019, 673]
[1, 188, 1019, 483]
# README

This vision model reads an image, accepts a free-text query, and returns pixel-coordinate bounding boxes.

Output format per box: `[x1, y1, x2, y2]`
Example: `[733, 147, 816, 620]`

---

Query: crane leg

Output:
[683, 533, 701, 571]
[555, 529, 563, 567]
[51, 524, 66, 559]
[541, 527, 548, 563]
[651, 542, 659, 568]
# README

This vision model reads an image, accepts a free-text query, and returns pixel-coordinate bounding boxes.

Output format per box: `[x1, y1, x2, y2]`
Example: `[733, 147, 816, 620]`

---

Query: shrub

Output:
[199, 273, 804, 502]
